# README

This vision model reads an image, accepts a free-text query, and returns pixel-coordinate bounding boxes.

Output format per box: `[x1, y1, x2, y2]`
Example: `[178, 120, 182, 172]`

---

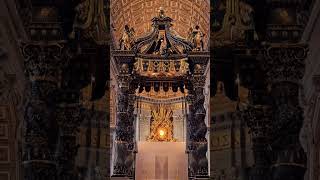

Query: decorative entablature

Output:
[111, 9, 210, 89]
[133, 56, 189, 78]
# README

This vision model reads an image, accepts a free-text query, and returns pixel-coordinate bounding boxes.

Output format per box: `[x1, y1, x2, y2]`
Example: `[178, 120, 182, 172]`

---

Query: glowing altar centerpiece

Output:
[147, 104, 176, 142]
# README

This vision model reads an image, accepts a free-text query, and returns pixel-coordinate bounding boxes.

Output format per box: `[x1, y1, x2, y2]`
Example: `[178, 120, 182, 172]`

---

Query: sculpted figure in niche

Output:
[74, 0, 90, 24]
[239, 1, 254, 28]
[188, 25, 205, 51]
[236, 1, 258, 41]
[119, 25, 135, 50]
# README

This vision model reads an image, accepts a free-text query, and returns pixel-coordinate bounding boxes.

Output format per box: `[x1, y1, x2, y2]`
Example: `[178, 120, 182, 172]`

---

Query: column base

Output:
[23, 160, 57, 180]
[188, 175, 210, 180]
[110, 177, 132, 180]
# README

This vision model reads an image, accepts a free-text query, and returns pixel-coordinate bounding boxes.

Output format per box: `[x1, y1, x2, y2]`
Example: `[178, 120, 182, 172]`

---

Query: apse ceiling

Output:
[110, 0, 210, 49]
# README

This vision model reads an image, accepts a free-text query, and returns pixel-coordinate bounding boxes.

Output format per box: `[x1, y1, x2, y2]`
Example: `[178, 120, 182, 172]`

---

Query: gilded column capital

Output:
[20, 42, 71, 83]
[262, 44, 308, 84]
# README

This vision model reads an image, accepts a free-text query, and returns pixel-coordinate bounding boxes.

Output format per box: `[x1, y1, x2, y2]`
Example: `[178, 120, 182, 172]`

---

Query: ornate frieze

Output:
[133, 58, 189, 77]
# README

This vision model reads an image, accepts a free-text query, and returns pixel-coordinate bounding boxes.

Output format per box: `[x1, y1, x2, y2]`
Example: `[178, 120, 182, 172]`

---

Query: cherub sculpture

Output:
[188, 25, 205, 51]
[119, 25, 135, 50]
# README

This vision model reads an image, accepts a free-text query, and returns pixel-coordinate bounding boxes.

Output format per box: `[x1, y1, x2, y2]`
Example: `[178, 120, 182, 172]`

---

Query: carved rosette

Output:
[241, 105, 272, 180]
[112, 75, 135, 177]
[187, 75, 209, 177]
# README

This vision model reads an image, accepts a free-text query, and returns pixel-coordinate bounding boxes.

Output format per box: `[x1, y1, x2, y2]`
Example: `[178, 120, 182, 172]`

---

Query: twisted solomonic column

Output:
[187, 75, 209, 179]
[112, 75, 136, 178]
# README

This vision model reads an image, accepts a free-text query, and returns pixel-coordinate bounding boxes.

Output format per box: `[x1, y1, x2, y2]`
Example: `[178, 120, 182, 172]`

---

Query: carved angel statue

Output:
[239, 1, 254, 27]
[158, 7, 166, 18]
[239, 1, 258, 40]
[119, 25, 135, 50]
[70, 0, 109, 41]
[188, 25, 205, 51]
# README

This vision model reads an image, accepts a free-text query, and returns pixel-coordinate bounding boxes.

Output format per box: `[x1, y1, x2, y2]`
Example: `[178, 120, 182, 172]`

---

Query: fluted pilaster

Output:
[262, 44, 308, 180]
[21, 42, 70, 180]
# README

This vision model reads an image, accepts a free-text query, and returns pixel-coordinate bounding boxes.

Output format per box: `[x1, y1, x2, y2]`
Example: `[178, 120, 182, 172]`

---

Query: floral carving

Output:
[262, 45, 307, 84]
[21, 43, 70, 82]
